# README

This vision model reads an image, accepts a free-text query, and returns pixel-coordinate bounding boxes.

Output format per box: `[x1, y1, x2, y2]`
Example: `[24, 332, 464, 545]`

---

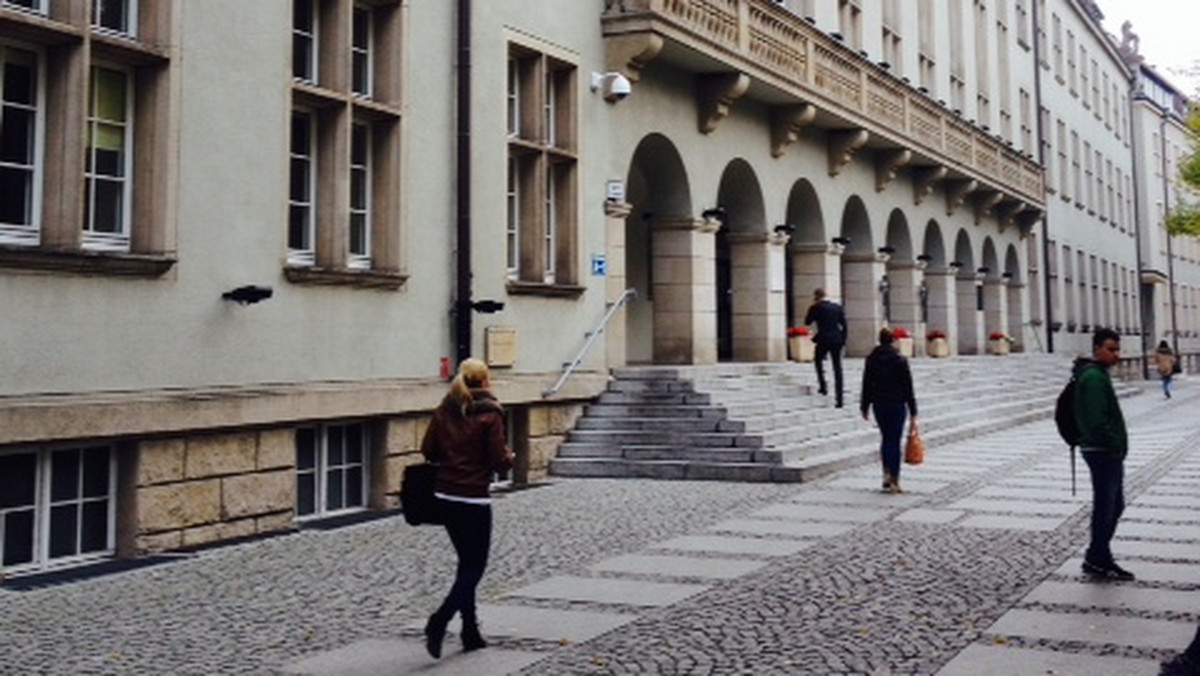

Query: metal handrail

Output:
[542, 288, 637, 398]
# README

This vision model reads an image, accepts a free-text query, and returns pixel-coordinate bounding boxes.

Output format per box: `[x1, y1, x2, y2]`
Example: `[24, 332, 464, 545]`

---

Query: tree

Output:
[1166, 65, 1200, 238]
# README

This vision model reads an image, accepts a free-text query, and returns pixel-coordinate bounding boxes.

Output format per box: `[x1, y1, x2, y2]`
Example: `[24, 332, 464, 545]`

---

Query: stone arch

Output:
[883, 209, 919, 334]
[784, 179, 827, 328]
[921, 220, 954, 350]
[624, 133, 694, 364]
[953, 230, 982, 354]
[715, 159, 774, 361]
[1004, 243, 1028, 350]
[838, 196, 879, 356]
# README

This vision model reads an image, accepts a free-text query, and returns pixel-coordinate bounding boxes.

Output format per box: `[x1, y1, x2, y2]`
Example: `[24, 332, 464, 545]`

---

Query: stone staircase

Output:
[549, 354, 1141, 482]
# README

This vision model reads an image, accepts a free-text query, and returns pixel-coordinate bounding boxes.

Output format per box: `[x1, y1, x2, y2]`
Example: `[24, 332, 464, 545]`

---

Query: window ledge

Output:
[284, 266, 407, 290]
[506, 281, 586, 298]
[0, 246, 176, 278]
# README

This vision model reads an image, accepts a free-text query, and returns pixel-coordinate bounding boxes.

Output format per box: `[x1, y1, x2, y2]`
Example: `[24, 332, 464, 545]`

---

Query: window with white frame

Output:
[348, 121, 371, 268]
[0, 44, 40, 246]
[288, 110, 316, 265]
[93, 0, 137, 37]
[84, 65, 133, 251]
[351, 5, 372, 97]
[0, 0, 42, 13]
[293, 0, 317, 82]
[0, 445, 115, 572]
[295, 423, 368, 518]
[506, 41, 578, 289]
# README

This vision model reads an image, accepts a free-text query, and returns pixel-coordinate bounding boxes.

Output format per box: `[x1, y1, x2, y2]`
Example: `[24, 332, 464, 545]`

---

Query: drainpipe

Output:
[1129, 89, 1150, 379]
[454, 0, 472, 365]
[1031, 0, 1055, 354]
[1159, 111, 1181, 356]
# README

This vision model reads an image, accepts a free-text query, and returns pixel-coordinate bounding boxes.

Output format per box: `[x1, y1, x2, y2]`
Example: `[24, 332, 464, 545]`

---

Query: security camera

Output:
[591, 72, 632, 103]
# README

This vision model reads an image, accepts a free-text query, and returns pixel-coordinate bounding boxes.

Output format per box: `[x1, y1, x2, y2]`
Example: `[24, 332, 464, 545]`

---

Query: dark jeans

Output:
[814, 342, 844, 403]
[872, 402, 907, 481]
[435, 498, 492, 624]
[1082, 451, 1125, 566]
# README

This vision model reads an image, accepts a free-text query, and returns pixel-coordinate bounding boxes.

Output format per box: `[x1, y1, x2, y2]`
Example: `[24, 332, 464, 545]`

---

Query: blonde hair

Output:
[449, 358, 490, 412]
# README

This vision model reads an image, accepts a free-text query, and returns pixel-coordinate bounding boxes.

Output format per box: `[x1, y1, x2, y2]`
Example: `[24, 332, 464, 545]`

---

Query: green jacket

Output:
[1072, 359, 1127, 459]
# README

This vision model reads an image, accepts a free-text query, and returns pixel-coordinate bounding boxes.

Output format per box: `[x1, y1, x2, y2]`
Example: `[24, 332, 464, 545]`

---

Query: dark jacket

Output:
[420, 389, 514, 498]
[1072, 357, 1127, 459]
[804, 299, 847, 346]
[860, 345, 918, 418]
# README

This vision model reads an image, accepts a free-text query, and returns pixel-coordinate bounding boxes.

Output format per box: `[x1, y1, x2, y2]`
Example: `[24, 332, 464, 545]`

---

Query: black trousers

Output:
[814, 342, 844, 403]
[435, 498, 492, 624]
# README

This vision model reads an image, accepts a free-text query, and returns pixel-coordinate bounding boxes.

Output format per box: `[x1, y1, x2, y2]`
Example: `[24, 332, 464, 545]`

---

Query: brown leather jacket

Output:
[420, 389, 514, 498]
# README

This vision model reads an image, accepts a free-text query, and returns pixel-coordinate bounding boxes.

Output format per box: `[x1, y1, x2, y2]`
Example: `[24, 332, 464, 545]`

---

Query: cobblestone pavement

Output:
[2, 380, 1198, 675]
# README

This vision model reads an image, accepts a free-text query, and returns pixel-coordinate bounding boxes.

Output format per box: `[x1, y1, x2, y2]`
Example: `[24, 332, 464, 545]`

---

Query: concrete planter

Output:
[788, 335, 815, 362]
[927, 337, 949, 358]
[989, 339, 1011, 356]
[896, 336, 913, 357]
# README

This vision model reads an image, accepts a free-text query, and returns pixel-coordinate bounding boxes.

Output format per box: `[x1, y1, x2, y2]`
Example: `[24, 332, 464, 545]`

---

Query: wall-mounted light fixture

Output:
[470, 300, 505, 314]
[977, 266, 990, 275]
[948, 261, 963, 270]
[773, 223, 796, 236]
[877, 246, 896, 255]
[831, 236, 851, 247]
[222, 285, 273, 305]
[1002, 271, 1014, 279]
[916, 253, 933, 262]
[701, 207, 726, 224]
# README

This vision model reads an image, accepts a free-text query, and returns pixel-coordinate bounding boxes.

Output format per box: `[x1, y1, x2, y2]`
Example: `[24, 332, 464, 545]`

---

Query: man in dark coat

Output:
[804, 287, 847, 407]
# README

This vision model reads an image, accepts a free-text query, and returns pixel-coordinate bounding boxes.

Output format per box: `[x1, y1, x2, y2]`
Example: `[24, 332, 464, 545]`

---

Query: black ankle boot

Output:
[424, 612, 450, 659]
[461, 620, 488, 652]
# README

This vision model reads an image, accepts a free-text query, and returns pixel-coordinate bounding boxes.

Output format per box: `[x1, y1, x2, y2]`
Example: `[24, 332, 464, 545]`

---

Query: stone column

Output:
[728, 231, 790, 362]
[604, 200, 632, 367]
[1006, 280, 1026, 351]
[924, 268, 957, 355]
[887, 262, 923, 336]
[842, 252, 888, 357]
[790, 243, 844, 326]
[983, 277, 1008, 342]
[957, 273, 984, 355]
[652, 217, 719, 365]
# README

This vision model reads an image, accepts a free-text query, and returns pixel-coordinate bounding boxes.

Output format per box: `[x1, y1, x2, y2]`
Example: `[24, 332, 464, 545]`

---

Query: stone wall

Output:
[525, 403, 585, 482]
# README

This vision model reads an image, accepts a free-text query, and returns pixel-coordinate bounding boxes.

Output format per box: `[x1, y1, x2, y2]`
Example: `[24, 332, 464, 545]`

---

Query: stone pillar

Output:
[887, 262, 922, 336]
[728, 231, 790, 362]
[957, 273, 984, 355]
[1006, 280, 1026, 351]
[983, 277, 1008, 342]
[604, 200, 632, 367]
[925, 268, 957, 355]
[790, 243, 844, 326]
[652, 217, 719, 364]
[842, 252, 888, 357]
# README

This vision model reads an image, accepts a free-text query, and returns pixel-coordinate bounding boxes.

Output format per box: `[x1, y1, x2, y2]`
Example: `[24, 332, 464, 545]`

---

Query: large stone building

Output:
[0, 0, 1194, 575]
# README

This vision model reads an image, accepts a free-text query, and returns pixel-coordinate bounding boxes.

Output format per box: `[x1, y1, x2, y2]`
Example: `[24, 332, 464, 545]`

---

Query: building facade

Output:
[0, 0, 1194, 575]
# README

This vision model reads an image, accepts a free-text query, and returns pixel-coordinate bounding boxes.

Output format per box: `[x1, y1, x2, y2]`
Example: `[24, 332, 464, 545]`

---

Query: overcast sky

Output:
[1098, 0, 1200, 95]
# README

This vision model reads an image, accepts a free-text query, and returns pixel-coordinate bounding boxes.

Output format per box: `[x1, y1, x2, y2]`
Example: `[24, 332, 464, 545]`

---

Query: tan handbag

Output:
[904, 425, 925, 465]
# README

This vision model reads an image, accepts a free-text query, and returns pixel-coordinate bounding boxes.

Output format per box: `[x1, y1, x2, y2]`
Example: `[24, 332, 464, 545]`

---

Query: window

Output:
[84, 66, 132, 251]
[881, 3, 901, 71]
[93, 0, 137, 37]
[0, 45, 39, 245]
[1051, 15, 1062, 78]
[917, 0, 936, 93]
[295, 423, 368, 518]
[506, 40, 579, 291]
[0, 3, 173, 276]
[837, 0, 862, 50]
[0, 446, 115, 573]
[287, 0, 403, 286]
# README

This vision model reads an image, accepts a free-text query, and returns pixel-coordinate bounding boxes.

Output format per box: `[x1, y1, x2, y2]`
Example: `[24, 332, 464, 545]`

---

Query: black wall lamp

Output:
[916, 254, 933, 262]
[831, 236, 851, 247]
[948, 261, 964, 270]
[773, 223, 796, 236]
[977, 266, 990, 275]
[222, 285, 273, 305]
[877, 245, 896, 255]
[701, 207, 726, 223]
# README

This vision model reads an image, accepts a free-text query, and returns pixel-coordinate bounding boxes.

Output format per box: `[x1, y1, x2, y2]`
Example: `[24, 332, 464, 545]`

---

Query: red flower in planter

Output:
[989, 331, 1008, 341]
[926, 330, 947, 340]
[787, 327, 811, 337]
[891, 327, 911, 339]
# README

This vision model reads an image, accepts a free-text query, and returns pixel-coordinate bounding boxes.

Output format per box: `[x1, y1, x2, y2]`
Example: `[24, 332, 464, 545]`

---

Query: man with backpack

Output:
[1074, 327, 1133, 581]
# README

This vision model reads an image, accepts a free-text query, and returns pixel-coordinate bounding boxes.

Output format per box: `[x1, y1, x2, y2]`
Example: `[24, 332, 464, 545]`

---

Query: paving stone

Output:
[647, 535, 814, 557]
[749, 503, 893, 523]
[946, 497, 1081, 515]
[1054, 559, 1200, 586]
[787, 488, 922, 507]
[972, 485, 1085, 502]
[1118, 521, 1200, 541]
[936, 644, 1160, 676]
[278, 639, 543, 676]
[503, 576, 708, 607]
[1022, 580, 1200, 614]
[708, 518, 856, 538]
[1112, 539, 1200, 561]
[894, 508, 965, 524]
[987, 608, 1196, 650]
[588, 554, 767, 579]
[1124, 505, 1200, 523]
[473, 604, 636, 643]
[957, 513, 1067, 531]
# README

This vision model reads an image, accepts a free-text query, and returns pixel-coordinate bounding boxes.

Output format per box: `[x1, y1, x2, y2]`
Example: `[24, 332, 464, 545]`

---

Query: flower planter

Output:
[788, 335, 815, 362]
[896, 336, 914, 357]
[927, 337, 949, 358]
[988, 339, 1011, 355]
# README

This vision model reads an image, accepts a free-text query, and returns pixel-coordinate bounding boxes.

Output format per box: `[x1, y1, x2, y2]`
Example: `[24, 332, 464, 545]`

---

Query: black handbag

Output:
[400, 463, 443, 526]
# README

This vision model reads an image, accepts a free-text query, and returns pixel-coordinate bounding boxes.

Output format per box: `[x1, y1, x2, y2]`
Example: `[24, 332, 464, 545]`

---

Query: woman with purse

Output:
[420, 358, 514, 659]
[860, 327, 919, 493]
[1155, 340, 1177, 399]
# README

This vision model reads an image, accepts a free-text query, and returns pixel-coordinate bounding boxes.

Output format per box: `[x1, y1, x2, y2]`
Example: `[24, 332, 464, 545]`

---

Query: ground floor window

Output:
[295, 422, 368, 519]
[0, 445, 115, 572]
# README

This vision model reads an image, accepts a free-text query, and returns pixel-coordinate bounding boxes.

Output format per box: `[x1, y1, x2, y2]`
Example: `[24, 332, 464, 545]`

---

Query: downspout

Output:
[1031, 0, 1055, 353]
[1129, 89, 1150, 379]
[454, 0, 472, 365]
